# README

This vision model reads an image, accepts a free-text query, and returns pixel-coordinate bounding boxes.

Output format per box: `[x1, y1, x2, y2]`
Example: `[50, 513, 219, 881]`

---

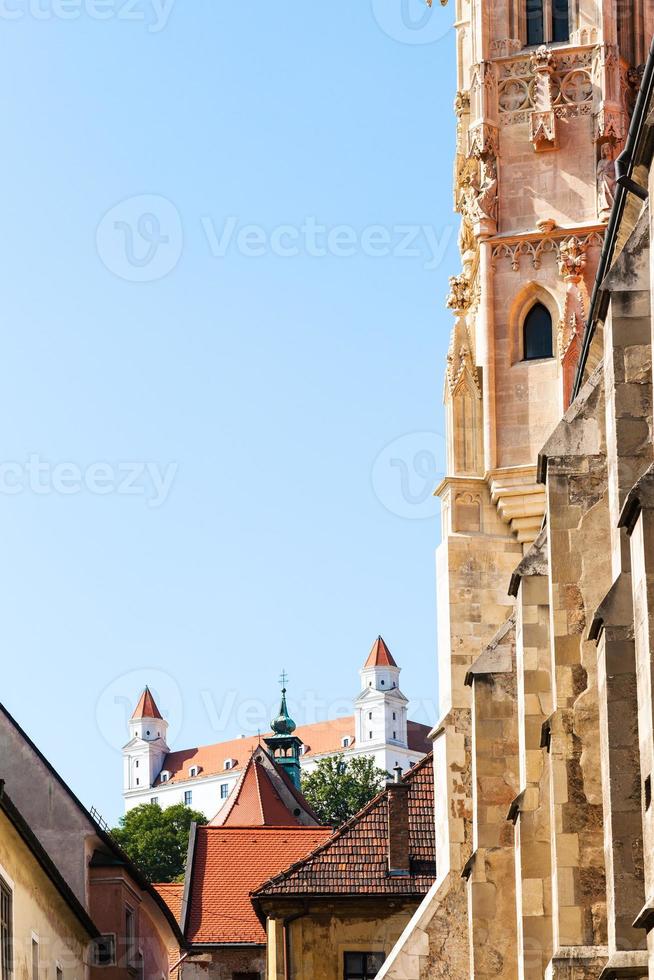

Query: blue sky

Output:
[0, 0, 457, 823]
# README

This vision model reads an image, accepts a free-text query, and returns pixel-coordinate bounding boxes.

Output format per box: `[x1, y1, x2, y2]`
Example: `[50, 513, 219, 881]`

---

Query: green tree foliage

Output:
[111, 802, 208, 883]
[301, 754, 389, 827]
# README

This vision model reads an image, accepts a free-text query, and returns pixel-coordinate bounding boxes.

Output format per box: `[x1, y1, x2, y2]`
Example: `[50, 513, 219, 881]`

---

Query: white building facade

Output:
[122, 636, 431, 821]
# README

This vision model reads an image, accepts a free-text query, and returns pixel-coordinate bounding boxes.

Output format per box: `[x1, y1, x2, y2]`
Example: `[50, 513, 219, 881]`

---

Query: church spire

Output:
[264, 672, 302, 790]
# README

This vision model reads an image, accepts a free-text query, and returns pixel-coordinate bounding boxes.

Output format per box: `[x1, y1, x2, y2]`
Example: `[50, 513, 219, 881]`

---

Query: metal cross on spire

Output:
[279, 669, 289, 691]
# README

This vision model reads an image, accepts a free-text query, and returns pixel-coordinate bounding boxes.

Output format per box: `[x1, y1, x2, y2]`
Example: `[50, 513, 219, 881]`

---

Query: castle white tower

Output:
[354, 636, 408, 751]
[122, 687, 169, 794]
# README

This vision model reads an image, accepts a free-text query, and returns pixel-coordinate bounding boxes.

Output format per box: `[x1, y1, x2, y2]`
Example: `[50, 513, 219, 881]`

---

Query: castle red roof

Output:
[131, 687, 163, 721]
[363, 635, 398, 669]
[155, 717, 431, 787]
[253, 753, 435, 899]
[186, 826, 332, 944]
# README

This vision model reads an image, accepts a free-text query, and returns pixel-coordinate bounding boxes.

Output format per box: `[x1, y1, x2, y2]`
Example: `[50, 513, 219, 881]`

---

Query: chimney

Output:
[387, 765, 410, 877]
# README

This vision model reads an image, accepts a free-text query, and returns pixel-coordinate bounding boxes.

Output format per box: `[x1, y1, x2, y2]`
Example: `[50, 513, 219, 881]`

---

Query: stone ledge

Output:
[598, 950, 649, 979]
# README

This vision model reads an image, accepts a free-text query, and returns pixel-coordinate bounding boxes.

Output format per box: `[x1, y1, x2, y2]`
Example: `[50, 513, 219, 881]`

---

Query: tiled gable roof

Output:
[186, 826, 332, 944]
[253, 753, 435, 898]
[156, 717, 431, 786]
[213, 748, 320, 827]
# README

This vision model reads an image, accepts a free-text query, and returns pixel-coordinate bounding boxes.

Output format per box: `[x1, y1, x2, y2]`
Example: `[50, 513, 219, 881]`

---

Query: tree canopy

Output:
[111, 802, 208, 883]
[301, 754, 389, 827]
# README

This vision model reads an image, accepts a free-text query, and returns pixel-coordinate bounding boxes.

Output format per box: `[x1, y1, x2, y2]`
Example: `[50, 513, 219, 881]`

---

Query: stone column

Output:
[539, 367, 612, 978]
[509, 529, 555, 979]
[464, 616, 520, 979]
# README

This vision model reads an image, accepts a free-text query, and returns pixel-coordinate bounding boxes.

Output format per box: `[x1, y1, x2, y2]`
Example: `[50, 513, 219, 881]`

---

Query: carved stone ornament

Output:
[446, 274, 472, 315]
[529, 46, 557, 151]
[597, 142, 617, 220]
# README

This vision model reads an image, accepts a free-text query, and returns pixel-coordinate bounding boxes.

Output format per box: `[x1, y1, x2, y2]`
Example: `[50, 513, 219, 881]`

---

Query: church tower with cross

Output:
[263, 671, 303, 790]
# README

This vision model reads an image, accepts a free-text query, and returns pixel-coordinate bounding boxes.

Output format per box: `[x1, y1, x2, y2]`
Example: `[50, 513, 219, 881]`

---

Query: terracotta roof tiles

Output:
[253, 753, 435, 899]
[153, 883, 184, 923]
[186, 826, 332, 944]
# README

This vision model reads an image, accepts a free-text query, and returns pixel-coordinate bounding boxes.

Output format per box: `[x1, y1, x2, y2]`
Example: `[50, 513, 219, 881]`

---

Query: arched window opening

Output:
[552, 0, 570, 42]
[526, 0, 544, 45]
[523, 303, 553, 360]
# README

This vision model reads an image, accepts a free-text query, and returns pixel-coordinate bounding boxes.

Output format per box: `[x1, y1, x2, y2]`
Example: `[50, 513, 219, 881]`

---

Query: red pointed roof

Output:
[363, 635, 398, 669]
[214, 749, 318, 827]
[131, 687, 163, 721]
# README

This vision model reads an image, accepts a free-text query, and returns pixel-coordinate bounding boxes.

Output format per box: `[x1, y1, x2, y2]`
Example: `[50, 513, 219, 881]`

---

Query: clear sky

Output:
[0, 0, 457, 823]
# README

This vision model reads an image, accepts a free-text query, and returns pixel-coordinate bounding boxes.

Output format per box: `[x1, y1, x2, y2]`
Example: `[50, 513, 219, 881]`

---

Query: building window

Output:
[135, 778, 139, 786]
[380, 680, 385, 686]
[184, 791, 192, 806]
[523, 303, 553, 360]
[526, 0, 544, 45]
[92, 936, 116, 967]
[344, 952, 385, 980]
[31, 939, 38, 980]
[135, 761, 139, 768]
[368, 712, 373, 721]
[150, 797, 158, 805]
[189, 766, 198, 777]
[552, 0, 569, 41]
[125, 908, 136, 969]
[341, 737, 350, 748]
[160, 772, 169, 783]
[393, 731, 397, 740]
[369, 731, 373, 740]
[56, 964, 63, 980]
[220, 783, 229, 799]
[1, 878, 12, 980]
[392, 712, 396, 720]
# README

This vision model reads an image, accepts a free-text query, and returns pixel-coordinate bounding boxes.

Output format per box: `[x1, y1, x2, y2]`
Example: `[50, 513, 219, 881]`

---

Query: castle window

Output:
[381, 680, 385, 686]
[523, 303, 553, 360]
[393, 712, 396, 720]
[369, 731, 373, 740]
[160, 771, 170, 783]
[150, 797, 158, 805]
[92, 935, 115, 967]
[526, 0, 569, 46]
[188, 766, 199, 778]
[224, 758, 237, 771]
[368, 712, 373, 721]
[393, 731, 397, 740]
[344, 952, 385, 980]
[342, 736, 351, 748]
[135, 761, 139, 768]
[220, 783, 229, 799]
[184, 790, 192, 806]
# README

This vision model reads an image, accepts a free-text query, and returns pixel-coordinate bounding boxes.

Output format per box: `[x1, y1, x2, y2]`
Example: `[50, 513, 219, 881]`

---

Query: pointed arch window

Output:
[523, 302, 553, 360]
[526, 0, 544, 45]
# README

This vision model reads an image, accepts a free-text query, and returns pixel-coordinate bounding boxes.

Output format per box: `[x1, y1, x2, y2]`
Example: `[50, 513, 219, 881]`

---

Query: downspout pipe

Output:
[572, 36, 654, 400]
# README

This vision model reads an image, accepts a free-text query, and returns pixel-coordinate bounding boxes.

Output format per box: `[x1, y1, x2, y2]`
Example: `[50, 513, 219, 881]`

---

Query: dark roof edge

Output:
[573, 37, 654, 399]
[0, 781, 100, 940]
[179, 821, 197, 935]
[0, 703, 185, 947]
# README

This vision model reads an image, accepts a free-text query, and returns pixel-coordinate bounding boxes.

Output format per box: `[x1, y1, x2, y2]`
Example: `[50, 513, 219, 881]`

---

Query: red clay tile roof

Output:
[363, 635, 398, 668]
[131, 687, 163, 721]
[186, 826, 332, 944]
[216, 752, 304, 827]
[157, 717, 431, 786]
[253, 753, 435, 899]
[153, 883, 184, 923]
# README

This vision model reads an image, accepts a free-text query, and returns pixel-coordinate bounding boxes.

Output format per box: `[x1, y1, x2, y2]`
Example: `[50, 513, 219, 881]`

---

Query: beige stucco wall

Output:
[0, 809, 91, 980]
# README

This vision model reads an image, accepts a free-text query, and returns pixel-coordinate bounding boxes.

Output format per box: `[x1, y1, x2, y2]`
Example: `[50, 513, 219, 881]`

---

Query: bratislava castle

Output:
[122, 636, 431, 820]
